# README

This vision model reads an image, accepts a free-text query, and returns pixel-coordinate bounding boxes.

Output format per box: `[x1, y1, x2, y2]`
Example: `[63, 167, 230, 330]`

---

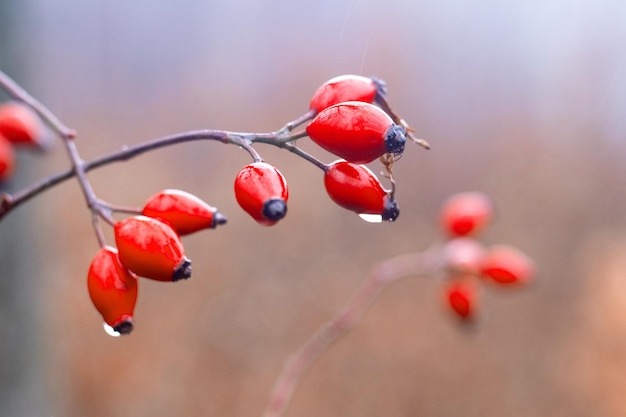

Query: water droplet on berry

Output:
[103, 322, 122, 337]
[358, 213, 383, 223]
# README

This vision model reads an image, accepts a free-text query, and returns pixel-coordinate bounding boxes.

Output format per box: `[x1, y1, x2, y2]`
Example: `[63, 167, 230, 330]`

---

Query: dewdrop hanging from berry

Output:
[323, 159, 399, 222]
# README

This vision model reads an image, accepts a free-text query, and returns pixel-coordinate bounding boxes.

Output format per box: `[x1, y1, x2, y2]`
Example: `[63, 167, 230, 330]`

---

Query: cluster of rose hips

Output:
[0, 71, 535, 336]
[0, 101, 50, 181]
[85, 74, 428, 335]
[231, 75, 428, 226]
[88, 189, 227, 335]
[437, 191, 535, 322]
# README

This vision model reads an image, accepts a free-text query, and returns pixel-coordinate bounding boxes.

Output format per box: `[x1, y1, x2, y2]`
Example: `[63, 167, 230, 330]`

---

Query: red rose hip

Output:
[443, 237, 486, 276]
[309, 74, 381, 113]
[114, 215, 191, 282]
[443, 280, 477, 320]
[87, 246, 138, 334]
[0, 101, 48, 148]
[234, 162, 288, 226]
[324, 160, 399, 222]
[142, 189, 227, 235]
[0, 135, 15, 182]
[480, 244, 534, 285]
[440, 191, 493, 237]
[306, 101, 406, 164]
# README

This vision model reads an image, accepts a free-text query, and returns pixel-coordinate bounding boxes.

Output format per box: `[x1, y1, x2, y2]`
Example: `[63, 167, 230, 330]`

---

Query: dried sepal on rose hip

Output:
[114, 215, 191, 282]
[443, 278, 478, 321]
[87, 246, 138, 335]
[306, 101, 406, 164]
[440, 191, 494, 237]
[0, 101, 49, 149]
[480, 244, 534, 286]
[0, 135, 15, 182]
[324, 160, 399, 222]
[234, 161, 288, 226]
[309, 74, 384, 113]
[142, 189, 227, 236]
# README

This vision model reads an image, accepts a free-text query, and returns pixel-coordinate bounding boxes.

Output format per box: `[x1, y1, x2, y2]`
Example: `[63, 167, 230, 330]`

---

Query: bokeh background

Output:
[1, 1, 626, 416]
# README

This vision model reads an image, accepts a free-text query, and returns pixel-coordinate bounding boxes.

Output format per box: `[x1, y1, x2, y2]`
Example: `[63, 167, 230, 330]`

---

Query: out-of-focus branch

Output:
[262, 247, 444, 417]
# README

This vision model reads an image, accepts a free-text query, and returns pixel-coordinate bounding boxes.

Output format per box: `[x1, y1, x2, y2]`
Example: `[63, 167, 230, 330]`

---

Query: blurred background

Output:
[1, 1, 626, 416]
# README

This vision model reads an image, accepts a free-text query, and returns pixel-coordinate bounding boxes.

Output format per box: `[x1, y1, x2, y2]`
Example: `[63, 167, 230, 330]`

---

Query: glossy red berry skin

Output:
[480, 245, 534, 285]
[87, 246, 138, 334]
[234, 162, 288, 226]
[0, 136, 15, 182]
[0, 101, 47, 148]
[114, 215, 191, 282]
[309, 75, 381, 113]
[440, 192, 493, 237]
[324, 160, 399, 221]
[306, 101, 406, 164]
[142, 189, 226, 236]
[444, 280, 477, 320]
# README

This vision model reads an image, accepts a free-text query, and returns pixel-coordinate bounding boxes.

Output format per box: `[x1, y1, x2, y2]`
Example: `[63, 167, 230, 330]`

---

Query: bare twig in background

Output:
[262, 247, 444, 417]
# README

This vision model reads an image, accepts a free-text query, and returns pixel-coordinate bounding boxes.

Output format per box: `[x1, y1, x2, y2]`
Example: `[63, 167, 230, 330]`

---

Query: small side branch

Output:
[0, 130, 241, 219]
[0, 71, 76, 138]
[261, 248, 443, 417]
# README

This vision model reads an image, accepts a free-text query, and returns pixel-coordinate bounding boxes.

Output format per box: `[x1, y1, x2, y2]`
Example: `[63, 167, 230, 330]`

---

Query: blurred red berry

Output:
[234, 162, 288, 226]
[443, 280, 477, 320]
[480, 244, 534, 285]
[0, 101, 48, 148]
[324, 160, 398, 221]
[440, 191, 493, 237]
[114, 215, 191, 282]
[142, 189, 226, 236]
[443, 237, 486, 276]
[306, 101, 406, 164]
[309, 74, 380, 113]
[0, 135, 15, 182]
[87, 246, 138, 334]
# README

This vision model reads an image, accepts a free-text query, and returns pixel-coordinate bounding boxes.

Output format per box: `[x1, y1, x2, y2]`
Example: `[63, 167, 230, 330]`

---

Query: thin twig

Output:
[275, 109, 316, 136]
[238, 137, 264, 162]
[261, 247, 443, 417]
[0, 71, 76, 138]
[0, 127, 316, 220]
[0, 69, 329, 222]
[91, 213, 107, 248]
[280, 143, 328, 171]
[61, 137, 97, 207]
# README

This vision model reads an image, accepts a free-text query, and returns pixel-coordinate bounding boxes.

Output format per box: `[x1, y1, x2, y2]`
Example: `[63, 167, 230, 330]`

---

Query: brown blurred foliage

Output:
[1, 1, 626, 416]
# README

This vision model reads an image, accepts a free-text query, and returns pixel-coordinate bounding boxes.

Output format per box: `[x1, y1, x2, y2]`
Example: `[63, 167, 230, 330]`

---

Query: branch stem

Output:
[0, 125, 324, 220]
[0, 71, 76, 138]
[262, 247, 443, 417]
[0, 70, 327, 221]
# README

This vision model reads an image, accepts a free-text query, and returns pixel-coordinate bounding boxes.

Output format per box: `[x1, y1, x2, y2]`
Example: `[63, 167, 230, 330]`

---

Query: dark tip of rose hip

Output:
[370, 76, 388, 97]
[114, 320, 134, 335]
[173, 257, 192, 281]
[212, 211, 228, 228]
[384, 125, 407, 156]
[382, 199, 400, 222]
[262, 199, 288, 222]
